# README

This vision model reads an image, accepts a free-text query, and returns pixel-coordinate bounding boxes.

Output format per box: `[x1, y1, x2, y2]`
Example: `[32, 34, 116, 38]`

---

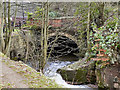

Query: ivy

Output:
[90, 21, 119, 64]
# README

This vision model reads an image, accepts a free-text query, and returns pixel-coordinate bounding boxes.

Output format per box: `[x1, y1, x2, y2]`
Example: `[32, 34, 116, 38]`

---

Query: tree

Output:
[42, 1, 49, 72]
[74, 2, 90, 58]
[0, 1, 5, 52]
[1, 0, 18, 55]
[87, 2, 91, 56]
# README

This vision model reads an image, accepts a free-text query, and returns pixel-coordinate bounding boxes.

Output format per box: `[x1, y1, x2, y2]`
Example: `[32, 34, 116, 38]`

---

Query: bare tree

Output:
[0, 2, 5, 52]
[43, 1, 49, 72]
[2, 0, 18, 55]
[87, 2, 91, 56]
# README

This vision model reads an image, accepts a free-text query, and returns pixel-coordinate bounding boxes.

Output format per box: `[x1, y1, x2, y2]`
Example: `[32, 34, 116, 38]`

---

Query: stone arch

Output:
[47, 33, 79, 56]
[48, 32, 78, 45]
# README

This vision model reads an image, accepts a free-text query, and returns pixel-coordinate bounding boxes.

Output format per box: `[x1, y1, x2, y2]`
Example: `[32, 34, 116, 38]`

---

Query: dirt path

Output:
[0, 58, 29, 88]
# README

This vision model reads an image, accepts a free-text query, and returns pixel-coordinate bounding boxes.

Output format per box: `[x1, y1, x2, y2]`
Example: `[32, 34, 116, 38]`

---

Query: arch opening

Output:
[47, 35, 79, 58]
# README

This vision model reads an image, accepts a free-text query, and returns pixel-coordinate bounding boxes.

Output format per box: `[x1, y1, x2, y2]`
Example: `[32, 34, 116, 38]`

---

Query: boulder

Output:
[57, 59, 96, 84]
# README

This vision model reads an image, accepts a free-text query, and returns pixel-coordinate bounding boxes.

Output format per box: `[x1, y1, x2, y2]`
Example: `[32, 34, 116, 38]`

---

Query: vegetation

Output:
[0, 1, 119, 89]
[74, 2, 119, 64]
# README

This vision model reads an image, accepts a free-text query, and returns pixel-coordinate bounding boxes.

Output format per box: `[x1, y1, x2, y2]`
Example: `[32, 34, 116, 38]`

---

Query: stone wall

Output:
[95, 64, 120, 89]
[9, 30, 32, 61]
[9, 30, 42, 71]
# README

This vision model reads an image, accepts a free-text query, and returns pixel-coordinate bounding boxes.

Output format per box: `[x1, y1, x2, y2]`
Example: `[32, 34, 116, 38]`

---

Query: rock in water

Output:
[57, 60, 96, 85]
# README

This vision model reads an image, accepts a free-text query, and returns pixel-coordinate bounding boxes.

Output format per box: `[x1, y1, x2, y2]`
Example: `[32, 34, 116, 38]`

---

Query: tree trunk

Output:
[41, 1, 49, 72]
[96, 2, 104, 28]
[87, 2, 91, 56]
[25, 33, 29, 62]
[40, 2, 44, 71]
[41, 2, 44, 56]
[8, 1, 11, 36]
[118, 2, 120, 42]
[43, 2, 47, 71]
[0, 2, 5, 52]
[3, 0, 11, 55]
[40, 1, 49, 72]
[13, 0, 18, 30]
[4, 0, 8, 50]
[3, 0, 17, 55]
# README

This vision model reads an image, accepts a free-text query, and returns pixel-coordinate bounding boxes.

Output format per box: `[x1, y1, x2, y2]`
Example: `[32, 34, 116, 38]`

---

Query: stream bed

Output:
[27, 54, 92, 88]
[43, 54, 92, 88]
[43, 60, 90, 88]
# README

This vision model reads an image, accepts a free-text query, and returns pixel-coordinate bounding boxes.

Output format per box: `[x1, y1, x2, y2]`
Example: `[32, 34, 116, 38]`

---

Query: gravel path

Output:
[0, 58, 29, 88]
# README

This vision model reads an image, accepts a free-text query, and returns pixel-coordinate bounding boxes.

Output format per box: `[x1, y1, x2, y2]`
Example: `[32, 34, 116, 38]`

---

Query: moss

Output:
[58, 60, 96, 84]
[75, 68, 88, 83]
[11, 57, 18, 61]
[62, 70, 68, 81]
[59, 69, 74, 81]
[59, 68, 88, 84]
[16, 70, 26, 74]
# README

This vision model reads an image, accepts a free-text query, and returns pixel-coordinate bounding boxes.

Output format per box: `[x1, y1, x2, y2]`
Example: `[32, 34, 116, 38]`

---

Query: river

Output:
[43, 54, 91, 88]
[26, 54, 91, 88]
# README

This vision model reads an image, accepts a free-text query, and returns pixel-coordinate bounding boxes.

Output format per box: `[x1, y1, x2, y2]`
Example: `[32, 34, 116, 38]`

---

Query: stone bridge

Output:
[29, 16, 79, 44]
[9, 16, 86, 61]
[48, 32, 78, 45]
[28, 16, 86, 57]
[29, 16, 78, 28]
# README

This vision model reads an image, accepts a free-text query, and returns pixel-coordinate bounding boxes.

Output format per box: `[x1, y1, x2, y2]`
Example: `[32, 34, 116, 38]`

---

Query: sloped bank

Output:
[0, 52, 62, 88]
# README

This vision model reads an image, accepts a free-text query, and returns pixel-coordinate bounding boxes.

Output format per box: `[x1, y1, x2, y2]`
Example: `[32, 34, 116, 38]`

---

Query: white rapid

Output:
[43, 60, 90, 88]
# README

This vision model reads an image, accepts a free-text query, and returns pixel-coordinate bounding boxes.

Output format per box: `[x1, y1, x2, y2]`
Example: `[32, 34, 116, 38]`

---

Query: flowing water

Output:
[43, 54, 91, 88]
[26, 54, 91, 88]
